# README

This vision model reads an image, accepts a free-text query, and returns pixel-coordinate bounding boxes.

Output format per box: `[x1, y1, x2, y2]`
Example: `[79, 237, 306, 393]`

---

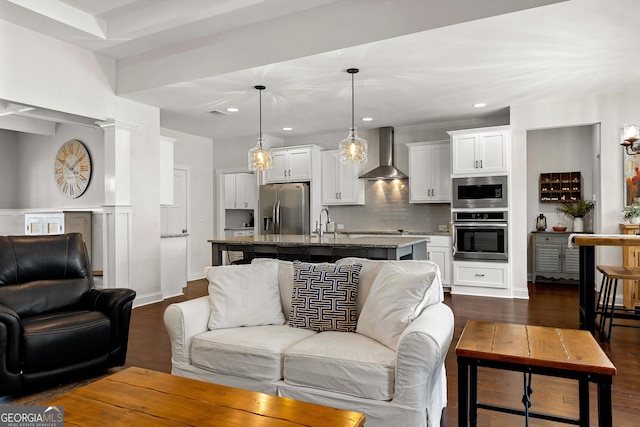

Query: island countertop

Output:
[208, 234, 428, 265]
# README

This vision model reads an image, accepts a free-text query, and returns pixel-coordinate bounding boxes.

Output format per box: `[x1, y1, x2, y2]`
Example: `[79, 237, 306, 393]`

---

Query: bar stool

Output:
[596, 265, 640, 341]
[226, 244, 254, 265]
[330, 246, 369, 262]
[276, 245, 310, 262]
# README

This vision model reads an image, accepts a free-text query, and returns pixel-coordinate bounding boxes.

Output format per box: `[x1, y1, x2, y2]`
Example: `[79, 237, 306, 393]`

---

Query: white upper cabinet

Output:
[320, 150, 365, 205]
[265, 147, 312, 183]
[224, 173, 256, 209]
[406, 141, 451, 203]
[449, 126, 510, 176]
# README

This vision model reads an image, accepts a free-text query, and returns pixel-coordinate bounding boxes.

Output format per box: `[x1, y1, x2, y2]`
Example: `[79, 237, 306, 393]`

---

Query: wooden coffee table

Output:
[456, 321, 616, 427]
[43, 367, 366, 426]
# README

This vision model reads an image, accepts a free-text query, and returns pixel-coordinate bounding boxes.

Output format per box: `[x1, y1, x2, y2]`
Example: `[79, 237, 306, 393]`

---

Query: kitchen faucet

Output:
[316, 208, 331, 238]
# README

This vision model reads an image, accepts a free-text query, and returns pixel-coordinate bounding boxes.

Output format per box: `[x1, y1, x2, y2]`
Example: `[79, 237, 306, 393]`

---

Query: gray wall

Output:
[0, 130, 18, 208]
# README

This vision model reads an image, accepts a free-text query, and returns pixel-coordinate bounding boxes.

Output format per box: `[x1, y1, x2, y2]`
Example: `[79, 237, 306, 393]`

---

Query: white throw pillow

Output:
[356, 264, 436, 350]
[205, 261, 285, 330]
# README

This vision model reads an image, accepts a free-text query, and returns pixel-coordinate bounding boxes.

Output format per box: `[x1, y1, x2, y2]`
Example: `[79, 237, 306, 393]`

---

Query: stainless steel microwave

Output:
[452, 175, 508, 209]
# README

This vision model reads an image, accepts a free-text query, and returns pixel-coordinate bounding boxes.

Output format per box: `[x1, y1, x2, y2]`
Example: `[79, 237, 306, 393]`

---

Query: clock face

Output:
[54, 139, 92, 198]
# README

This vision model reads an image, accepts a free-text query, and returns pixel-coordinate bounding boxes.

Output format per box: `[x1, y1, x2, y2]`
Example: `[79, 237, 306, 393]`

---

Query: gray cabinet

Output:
[532, 232, 579, 283]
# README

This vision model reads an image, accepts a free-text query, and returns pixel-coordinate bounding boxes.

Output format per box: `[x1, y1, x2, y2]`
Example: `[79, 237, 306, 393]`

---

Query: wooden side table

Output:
[456, 321, 616, 427]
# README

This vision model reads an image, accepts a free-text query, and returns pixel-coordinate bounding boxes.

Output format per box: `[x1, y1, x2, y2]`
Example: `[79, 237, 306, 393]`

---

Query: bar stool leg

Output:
[597, 274, 608, 334]
[604, 279, 618, 341]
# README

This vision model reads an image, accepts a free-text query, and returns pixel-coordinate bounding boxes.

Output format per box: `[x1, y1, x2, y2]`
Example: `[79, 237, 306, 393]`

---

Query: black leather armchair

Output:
[0, 233, 136, 395]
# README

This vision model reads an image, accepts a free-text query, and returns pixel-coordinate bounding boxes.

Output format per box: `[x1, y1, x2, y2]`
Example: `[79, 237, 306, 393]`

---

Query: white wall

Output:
[0, 130, 18, 208]
[512, 90, 640, 299]
[0, 19, 162, 303]
[16, 124, 105, 208]
[161, 127, 214, 280]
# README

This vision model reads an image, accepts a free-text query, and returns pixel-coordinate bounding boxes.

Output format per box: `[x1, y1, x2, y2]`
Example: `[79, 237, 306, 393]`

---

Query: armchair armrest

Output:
[394, 302, 454, 424]
[0, 304, 21, 374]
[164, 296, 211, 368]
[83, 288, 136, 364]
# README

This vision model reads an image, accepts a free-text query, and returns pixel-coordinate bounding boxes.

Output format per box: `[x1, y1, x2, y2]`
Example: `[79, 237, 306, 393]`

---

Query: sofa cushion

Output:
[289, 262, 361, 332]
[356, 264, 436, 350]
[336, 257, 443, 315]
[205, 262, 285, 330]
[283, 331, 396, 401]
[191, 325, 316, 381]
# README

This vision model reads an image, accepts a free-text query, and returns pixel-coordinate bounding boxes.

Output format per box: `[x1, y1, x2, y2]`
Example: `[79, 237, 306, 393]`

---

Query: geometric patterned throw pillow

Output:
[289, 262, 362, 332]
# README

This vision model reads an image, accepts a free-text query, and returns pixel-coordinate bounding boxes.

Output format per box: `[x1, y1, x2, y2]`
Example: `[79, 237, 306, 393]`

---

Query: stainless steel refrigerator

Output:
[259, 182, 310, 235]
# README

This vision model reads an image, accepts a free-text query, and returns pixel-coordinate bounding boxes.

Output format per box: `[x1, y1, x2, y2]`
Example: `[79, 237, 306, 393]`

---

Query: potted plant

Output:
[623, 198, 640, 224]
[557, 199, 594, 232]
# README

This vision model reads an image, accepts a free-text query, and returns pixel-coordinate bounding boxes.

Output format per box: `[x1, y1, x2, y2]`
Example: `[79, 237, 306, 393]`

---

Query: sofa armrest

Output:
[394, 302, 454, 420]
[0, 304, 21, 374]
[163, 296, 211, 367]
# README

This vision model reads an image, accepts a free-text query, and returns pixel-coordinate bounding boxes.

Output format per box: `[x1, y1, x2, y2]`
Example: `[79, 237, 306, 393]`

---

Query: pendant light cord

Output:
[351, 71, 355, 130]
[255, 85, 265, 147]
[346, 68, 359, 130]
[259, 88, 262, 139]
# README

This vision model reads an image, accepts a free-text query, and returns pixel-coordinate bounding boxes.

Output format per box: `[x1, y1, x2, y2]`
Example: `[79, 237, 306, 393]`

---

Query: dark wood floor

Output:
[126, 280, 640, 426]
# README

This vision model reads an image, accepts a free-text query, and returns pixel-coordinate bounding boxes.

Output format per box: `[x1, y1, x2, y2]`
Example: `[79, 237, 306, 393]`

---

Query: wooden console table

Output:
[456, 321, 616, 427]
[571, 233, 640, 332]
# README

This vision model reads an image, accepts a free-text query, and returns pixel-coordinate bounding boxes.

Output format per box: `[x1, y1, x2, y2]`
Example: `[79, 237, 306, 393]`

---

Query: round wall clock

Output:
[54, 139, 92, 198]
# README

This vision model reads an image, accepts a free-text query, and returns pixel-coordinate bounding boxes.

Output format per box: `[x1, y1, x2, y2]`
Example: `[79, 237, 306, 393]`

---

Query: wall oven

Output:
[452, 175, 508, 209]
[452, 211, 508, 262]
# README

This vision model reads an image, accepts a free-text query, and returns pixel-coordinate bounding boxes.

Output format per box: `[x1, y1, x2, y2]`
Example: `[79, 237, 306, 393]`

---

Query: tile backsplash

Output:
[327, 180, 451, 232]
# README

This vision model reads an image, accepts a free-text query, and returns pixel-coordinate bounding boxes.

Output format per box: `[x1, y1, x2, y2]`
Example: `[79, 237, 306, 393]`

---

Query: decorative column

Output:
[97, 119, 137, 289]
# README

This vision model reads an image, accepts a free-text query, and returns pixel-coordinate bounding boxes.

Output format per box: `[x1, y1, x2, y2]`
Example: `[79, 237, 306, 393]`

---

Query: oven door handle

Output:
[454, 222, 508, 228]
[452, 226, 457, 257]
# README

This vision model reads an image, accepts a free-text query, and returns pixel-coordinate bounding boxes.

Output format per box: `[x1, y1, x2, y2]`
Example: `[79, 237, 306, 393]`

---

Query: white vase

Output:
[573, 217, 584, 233]
[630, 217, 640, 225]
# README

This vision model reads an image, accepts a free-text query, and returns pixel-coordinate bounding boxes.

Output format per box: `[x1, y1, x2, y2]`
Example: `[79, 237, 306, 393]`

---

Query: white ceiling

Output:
[2, 0, 640, 141]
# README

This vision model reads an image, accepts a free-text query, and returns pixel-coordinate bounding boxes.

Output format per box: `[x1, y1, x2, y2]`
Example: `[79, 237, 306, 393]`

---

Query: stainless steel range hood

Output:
[359, 126, 408, 180]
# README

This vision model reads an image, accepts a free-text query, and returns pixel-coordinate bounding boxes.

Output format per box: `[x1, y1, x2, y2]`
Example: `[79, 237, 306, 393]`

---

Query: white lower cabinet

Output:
[453, 260, 508, 293]
[426, 235, 451, 286]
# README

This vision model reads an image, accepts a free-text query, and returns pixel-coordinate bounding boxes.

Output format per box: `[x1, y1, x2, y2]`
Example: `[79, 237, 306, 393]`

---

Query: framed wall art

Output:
[623, 153, 640, 206]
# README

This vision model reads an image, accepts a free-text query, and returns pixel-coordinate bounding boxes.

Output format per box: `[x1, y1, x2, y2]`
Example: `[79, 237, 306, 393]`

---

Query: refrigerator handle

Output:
[274, 199, 281, 234]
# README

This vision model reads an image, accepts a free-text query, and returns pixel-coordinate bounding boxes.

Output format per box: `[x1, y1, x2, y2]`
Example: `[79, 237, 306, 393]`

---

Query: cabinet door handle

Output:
[475, 273, 485, 277]
[244, 202, 248, 208]
[339, 192, 342, 199]
[427, 252, 431, 260]
[480, 160, 483, 168]
[431, 188, 435, 197]
[475, 160, 478, 168]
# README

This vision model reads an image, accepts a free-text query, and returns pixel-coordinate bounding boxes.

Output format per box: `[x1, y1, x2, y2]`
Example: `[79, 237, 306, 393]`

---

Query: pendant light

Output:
[339, 68, 368, 163]
[248, 85, 273, 171]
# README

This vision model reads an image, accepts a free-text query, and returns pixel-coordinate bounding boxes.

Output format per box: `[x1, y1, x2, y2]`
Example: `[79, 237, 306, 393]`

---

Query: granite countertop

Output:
[208, 234, 428, 248]
[338, 229, 449, 236]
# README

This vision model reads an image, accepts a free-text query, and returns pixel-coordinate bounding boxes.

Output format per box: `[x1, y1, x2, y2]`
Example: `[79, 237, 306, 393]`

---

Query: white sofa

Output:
[164, 257, 454, 427]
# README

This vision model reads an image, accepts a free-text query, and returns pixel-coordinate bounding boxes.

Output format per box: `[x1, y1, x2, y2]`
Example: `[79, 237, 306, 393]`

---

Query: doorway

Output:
[525, 124, 600, 282]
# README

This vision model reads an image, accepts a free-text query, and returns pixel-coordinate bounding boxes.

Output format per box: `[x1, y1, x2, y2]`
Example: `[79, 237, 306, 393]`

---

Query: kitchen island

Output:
[208, 234, 428, 266]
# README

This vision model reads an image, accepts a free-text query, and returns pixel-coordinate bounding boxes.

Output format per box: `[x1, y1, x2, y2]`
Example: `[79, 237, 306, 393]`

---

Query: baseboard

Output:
[133, 291, 164, 308]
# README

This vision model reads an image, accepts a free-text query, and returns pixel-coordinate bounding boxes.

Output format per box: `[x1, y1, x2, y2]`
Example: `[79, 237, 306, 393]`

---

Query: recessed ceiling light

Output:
[362, 117, 373, 122]
[226, 107, 239, 112]
[472, 103, 487, 108]
[282, 127, 292, 131]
